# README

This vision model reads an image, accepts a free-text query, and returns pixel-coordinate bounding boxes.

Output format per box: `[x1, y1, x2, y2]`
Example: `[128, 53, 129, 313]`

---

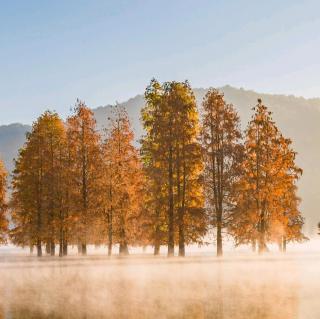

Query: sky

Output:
[1, 0, 320, 124]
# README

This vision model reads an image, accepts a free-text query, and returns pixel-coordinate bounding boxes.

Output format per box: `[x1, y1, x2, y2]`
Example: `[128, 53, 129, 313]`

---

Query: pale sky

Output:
[1, 0, 320, 124]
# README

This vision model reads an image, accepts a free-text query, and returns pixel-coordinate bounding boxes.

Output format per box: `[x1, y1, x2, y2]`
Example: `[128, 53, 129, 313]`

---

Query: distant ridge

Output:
[1, 85, 320, 235]
[0, 123, 31, 172]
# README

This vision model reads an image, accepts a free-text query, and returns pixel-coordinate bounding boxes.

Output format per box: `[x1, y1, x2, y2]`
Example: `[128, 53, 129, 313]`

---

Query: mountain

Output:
[0, 124, 31, 173]
[1, 85, 319, 235]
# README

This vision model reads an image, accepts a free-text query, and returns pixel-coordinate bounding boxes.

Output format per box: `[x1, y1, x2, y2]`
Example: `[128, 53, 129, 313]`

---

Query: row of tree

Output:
[0, 79, 306, 257]
[9, 103, 143, 257]
[141, 80, 305, 256]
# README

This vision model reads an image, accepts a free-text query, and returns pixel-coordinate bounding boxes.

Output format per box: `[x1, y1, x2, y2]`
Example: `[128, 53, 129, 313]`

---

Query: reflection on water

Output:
[0, 253, 318, 319]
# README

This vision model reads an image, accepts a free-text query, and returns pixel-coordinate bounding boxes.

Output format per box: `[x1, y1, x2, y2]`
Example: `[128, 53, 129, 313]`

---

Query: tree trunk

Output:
[178, 211, 185, 256]
[154, 209, 161, 256]
[59, 228, 64, 257]
[107, 243, 112, 256]
[59, 229, 64, 257]
[251, 239, 256, 252]
[258, 210, 266, 253]
[36, 140, 43, 258]
[81, 243, 87, 255]
[217, 219, 223, 257]
[50, 241, 55, 256]
[178, 151, 186, 257]
[118, 210, 128, 256]
[154, 244, 160, 256]
[178, 204, 185, 256]
[119, 242, 129, 256]
[59, 243, 63, 257]
[168, 145, 174, 257]
[77, 243, 82, 255]
[37, 239, 42, 257]
[107, 240, 112, 257]
[278, 239, 283, 252]
[46, 241, 51, 255]
[107, 208, 113, 257]
[178, 226, 185, 257]
[282, 237, 287, 253]
[258, 233, 266, 253]
[30, 245, 34, 255]
[63, 241, 68, 256]
[81, 122, 88, 257]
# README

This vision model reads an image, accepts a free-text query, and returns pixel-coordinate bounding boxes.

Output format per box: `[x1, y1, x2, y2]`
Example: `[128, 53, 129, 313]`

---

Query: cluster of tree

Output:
[0, 79, 306, 257]
[141, 81, 305, 256]
[228, 99, 305, 253]
[9, 102, 143, 256]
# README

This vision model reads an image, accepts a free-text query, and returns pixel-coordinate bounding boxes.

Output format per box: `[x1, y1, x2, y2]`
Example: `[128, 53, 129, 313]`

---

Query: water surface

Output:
[0, 252, 318, 318]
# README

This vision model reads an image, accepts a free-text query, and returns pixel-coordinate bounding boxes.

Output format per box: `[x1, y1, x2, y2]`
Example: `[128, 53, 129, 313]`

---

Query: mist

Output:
[0, 242, 319, 319]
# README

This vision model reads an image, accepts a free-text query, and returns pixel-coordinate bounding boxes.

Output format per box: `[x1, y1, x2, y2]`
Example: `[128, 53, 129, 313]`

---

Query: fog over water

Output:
[0, 242, 319, 319]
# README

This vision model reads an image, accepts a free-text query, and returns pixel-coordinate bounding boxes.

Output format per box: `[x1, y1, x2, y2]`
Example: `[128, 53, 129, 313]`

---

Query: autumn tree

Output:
[0, 160, 7, 244]
[66, 100, 102, 255]
[141, 79, 206, 257]
[102, 106, 144, 256]
[11, 111, 67, 256]
[202, 89, 242, 257]
[43, 112, 68, 256]
[230, 99, 303, 253]
[168, 82, 205, 256]
[141, 80, 168, 255]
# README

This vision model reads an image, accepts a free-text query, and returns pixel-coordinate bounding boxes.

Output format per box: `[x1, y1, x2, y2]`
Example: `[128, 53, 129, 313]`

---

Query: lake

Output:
[0, 250, 319, 318]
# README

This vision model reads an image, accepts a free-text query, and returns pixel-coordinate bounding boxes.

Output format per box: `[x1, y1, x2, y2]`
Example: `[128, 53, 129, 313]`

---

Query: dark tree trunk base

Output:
[45, 241, 51, 255]
[119, 243, 129, 256]
[50, 242, 55, 256]
[59, 243, 63, 257]
[178, 245, 185, 257]
[154, 244, 160, 256]
[168, 245, 174, 257]
[217, 226, 223, 257]
[37, 240, 42, 257]
[81, 243, 87, 255]
[63, 242, 68, 256]
[108, 241, 112, 256]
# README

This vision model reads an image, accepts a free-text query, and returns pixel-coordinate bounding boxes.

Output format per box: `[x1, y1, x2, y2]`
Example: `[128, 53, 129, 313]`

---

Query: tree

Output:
[230, 99, 303, 253]
[102, 106, 144, 255]
[202, 89, 242, 256]
[43, 112, 68, 256]
[11, 111, 67, 256]
[0, 160, 7, 244]
[169, 82, 205, 256]
[141, 79, 206, 256]
[141, 79, 168, 255]
[66, 100, 102, 255]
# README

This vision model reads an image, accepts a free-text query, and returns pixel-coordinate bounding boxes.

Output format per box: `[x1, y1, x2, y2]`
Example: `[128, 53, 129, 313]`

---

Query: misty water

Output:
[0, 246, 319, 319]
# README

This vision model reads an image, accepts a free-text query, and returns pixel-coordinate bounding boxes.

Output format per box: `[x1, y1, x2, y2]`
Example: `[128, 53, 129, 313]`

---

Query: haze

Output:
[0, 243, 320, 318]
